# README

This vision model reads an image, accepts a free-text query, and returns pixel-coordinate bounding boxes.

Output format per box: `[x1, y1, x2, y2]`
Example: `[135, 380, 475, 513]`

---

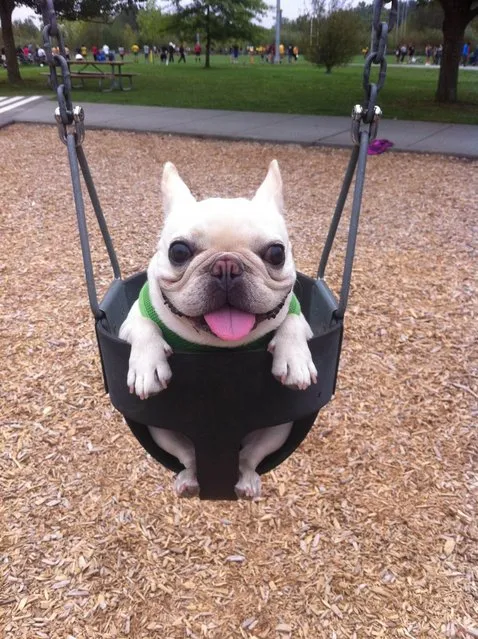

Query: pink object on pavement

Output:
[368, 139, 394, 155]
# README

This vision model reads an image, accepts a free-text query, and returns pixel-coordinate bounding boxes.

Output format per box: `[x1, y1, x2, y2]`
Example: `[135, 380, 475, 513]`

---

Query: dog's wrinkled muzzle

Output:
[210, 256, 244, 290]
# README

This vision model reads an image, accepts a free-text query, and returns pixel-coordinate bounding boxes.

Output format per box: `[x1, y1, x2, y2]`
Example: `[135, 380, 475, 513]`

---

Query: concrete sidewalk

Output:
[3, 97, 478, 158]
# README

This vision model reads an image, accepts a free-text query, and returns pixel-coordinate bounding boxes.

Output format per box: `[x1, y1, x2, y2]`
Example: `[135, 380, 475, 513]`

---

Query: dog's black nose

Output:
[210, 257, 244, 288]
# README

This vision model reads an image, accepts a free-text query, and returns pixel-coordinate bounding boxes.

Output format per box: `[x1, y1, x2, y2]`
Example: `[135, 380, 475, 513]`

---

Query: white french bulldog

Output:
[119, 160, 317, 499]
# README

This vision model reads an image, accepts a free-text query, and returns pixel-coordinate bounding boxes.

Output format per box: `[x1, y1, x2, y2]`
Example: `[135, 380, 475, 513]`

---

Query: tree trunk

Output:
[435, 6, 468, 103]
[204, 3, 210, 69]
[0, 0, 22, 84]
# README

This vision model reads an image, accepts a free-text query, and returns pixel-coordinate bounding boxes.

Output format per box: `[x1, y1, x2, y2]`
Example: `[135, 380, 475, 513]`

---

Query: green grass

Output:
[2, 54, 477, 124]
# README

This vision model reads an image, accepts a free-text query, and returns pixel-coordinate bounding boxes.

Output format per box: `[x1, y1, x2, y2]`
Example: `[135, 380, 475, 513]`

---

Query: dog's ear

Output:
[162, 162, 196, 216]
[252, 159, 283, 213]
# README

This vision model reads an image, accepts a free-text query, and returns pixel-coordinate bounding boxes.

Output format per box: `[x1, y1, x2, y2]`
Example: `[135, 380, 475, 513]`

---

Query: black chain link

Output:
[354, 0, 398, 132]
[39, 0, 73, 126]
[363, 0, 398, 117]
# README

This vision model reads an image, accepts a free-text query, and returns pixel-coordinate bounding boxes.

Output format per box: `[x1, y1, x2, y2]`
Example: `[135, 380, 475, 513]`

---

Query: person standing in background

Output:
[425, 44, 432, 65]
[194, 42, 201, 63]
[168, 43, 175, 64]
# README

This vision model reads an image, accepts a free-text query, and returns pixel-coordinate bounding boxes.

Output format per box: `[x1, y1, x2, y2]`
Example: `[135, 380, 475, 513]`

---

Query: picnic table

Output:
[67, 60, 137, 91]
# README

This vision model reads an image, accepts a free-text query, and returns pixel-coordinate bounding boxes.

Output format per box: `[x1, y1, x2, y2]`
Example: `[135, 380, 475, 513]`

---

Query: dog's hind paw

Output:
[235, 470, 261, 500]
[174, 468, 200, 498]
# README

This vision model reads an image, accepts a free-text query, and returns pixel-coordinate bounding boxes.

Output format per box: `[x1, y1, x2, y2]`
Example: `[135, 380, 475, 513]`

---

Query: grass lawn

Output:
[1, 54, 477, 124]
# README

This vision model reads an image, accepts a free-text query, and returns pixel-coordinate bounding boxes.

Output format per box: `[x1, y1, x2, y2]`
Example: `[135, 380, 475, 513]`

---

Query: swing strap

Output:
[40, 0, 396, 325]
[40, 0, 121, 321]
[317, 0, 397, 320]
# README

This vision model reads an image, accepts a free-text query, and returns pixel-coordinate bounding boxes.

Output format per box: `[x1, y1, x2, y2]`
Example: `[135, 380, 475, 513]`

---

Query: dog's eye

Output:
[169, 241, 193, 265]
[263, 243, 285, 267]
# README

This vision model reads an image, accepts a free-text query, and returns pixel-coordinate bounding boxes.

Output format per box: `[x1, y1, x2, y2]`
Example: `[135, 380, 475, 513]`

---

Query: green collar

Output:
[139, 281, 300, 352]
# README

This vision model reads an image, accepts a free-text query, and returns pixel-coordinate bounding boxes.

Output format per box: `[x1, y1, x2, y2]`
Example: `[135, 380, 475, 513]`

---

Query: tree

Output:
[434, 0, 478, 102]
[307, 9, 362, 73]
[137, 0, 169, 44]
[0, 0, 141, 84]
[0, 0, 21, 83]
[122, 22, 137, 49]
[171, 0, 267, 68]
[276, 16, 307, 47]
[9, 17, 40, 42]
[414, 0, 478, 102]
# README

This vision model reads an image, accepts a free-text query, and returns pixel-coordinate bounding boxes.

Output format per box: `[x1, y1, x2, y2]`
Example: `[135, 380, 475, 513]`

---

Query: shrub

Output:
[306, 10, 363, 73]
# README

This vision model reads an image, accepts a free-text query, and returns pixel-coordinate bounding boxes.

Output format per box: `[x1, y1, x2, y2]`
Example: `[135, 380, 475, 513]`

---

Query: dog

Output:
[119, 160, 317, 499]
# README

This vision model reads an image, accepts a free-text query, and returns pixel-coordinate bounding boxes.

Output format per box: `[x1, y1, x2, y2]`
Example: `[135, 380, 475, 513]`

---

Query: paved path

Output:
[351, 62, 478, 71]
[0, 95, 43, 128]
[2, 97, 477, 158]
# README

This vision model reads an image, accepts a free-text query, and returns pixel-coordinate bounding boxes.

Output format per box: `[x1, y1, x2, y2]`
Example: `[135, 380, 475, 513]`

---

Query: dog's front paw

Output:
[235, 469, 261, 500]
[127, 341, 172, 399]
[174, 468, 200, 498]
[269, 338, 317, 391]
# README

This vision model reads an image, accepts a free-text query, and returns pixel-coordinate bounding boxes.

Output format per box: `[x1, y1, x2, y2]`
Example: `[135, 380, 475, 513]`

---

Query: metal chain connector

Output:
[351, 104, 382, 144]
[351, 0, 397, 144]
[55, 105, 85, 146]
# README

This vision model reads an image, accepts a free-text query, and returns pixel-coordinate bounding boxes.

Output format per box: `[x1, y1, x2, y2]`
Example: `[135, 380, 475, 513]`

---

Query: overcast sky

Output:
[13, 1, 308, 28]
[263, 0, 309, 27]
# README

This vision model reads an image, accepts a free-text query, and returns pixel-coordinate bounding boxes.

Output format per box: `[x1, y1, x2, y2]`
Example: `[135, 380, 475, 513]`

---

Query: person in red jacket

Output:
[194, 42, 201, 63]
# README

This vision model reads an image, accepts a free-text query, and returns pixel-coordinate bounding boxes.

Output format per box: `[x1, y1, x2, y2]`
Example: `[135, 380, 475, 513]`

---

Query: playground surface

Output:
[1, 123, 476, 638]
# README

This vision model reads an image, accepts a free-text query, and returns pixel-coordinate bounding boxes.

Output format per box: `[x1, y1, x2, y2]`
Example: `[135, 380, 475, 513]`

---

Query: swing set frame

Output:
[39, 0, 397, 500]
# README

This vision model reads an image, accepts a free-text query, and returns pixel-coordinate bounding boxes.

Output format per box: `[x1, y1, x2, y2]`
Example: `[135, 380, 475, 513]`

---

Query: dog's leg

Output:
[235, 421, 292, 499]
[148, 426, 199, 498]
[268, 313, 317, 390]
[119, 301, 172, 399]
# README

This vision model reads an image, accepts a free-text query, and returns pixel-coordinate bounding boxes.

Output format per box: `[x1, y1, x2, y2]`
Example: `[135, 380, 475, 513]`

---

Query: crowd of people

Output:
[248, 44, 300, 64]
[394, 43, 443, 65]
[391, 42, 478, 66]
[9, 44, 48, 66]
[122, 42, 300, 65]
[461, 41, 478, 66]
[128, 43, 196, 64]
[5, 40, 478, 69]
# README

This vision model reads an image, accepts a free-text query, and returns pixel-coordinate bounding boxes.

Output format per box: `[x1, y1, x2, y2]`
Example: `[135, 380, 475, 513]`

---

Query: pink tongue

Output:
[204, 307, 256, 341]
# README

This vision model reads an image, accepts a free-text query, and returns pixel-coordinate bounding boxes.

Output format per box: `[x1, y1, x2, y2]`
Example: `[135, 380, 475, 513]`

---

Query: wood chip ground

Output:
[0, 125, 477, 639]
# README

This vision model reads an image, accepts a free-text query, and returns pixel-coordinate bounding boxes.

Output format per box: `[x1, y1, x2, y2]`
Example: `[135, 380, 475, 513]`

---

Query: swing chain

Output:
[351, 0, 397, 142]
[40, 0, 85, 146]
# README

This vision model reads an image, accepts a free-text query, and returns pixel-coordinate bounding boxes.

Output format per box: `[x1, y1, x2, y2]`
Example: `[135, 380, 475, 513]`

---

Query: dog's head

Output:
[147, 160, 296, 346]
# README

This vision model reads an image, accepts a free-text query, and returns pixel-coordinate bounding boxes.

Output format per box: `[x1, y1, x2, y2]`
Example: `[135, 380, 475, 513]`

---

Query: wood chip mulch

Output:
[0, 124, 477, 639]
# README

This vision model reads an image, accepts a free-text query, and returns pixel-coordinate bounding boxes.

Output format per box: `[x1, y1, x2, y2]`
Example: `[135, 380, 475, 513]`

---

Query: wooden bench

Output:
[42, 71, 138, 92]
[70, 71, 138, 92]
